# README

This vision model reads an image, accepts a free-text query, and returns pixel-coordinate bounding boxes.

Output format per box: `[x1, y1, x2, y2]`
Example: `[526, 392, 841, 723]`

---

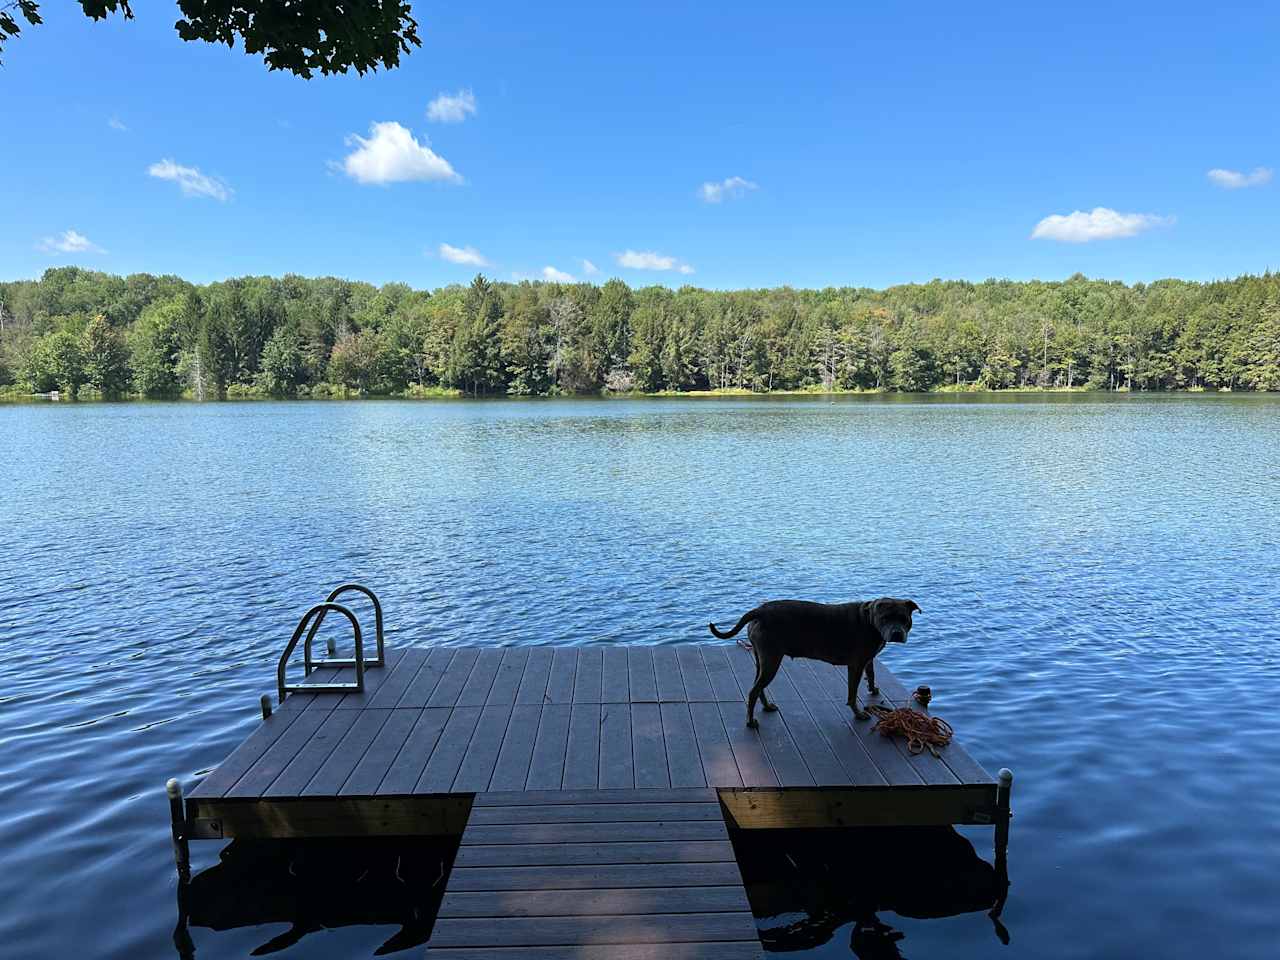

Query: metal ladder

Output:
[275, 583, 386, 703]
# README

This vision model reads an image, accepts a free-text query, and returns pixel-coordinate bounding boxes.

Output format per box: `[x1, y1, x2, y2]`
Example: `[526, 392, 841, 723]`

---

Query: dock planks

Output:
[428, 789, 763, 959]
[187, 643, 997, 837]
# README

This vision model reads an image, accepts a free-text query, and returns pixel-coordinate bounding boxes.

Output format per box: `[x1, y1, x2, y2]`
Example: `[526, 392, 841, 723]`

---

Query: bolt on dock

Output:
[170, 592, 1011, 958]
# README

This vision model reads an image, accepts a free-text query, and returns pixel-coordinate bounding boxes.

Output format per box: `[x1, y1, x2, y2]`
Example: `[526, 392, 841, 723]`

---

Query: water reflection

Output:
[176, 826, 1007, 958]
[176, 837, 459, 956]
[731, 826, 1010, 956]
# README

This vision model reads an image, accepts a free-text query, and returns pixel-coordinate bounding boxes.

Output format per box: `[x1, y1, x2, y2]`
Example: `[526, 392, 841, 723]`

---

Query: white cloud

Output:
[107, 116, 128, 132]
[438, 243, 489, 267]
[1030, 207, 1172, 243]
[147, 158, 232, 201]
[39, 229, 105, 255]
[615, 250, 695, 274]
[542, 266, 575, 283]
[581, 259, 600, 276]
[699, 175, 758, 203]
[342, 122, 462, 185]
[427, 89, 477, 124]
[1206, 166, 1272, 189]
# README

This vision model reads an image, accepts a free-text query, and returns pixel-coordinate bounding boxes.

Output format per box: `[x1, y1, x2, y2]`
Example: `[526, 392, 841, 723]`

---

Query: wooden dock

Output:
[180, 642, 1007, 958]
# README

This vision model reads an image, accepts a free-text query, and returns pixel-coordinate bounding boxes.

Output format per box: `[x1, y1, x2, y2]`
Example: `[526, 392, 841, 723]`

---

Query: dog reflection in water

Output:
[851, 917, 907, 960]
[733, 824, 1010, 957]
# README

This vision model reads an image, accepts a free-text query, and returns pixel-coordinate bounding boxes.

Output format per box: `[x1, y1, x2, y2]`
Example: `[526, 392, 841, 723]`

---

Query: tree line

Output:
[2, 267, 1278, 401]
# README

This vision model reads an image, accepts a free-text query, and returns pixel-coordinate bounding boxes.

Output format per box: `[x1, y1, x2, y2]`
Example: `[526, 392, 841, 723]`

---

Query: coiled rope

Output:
[867, 704, 953, 757]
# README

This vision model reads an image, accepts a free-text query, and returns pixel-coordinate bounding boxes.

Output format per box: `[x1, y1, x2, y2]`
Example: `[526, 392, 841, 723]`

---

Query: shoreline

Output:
[2, 385, 1259, 406]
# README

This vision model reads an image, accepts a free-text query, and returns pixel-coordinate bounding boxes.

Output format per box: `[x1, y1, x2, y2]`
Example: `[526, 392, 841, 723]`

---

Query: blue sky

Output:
[3, 1, 1278, 289]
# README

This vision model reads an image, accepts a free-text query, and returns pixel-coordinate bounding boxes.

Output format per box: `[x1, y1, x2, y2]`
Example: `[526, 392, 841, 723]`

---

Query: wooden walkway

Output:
[426, 789, 763, 959]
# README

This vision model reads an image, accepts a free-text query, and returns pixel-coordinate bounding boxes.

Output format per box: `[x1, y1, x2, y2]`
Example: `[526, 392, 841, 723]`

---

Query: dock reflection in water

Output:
[176, 825, 1007, 957]
[731, 825, 1010, 957]
[176, 836, 461, 956]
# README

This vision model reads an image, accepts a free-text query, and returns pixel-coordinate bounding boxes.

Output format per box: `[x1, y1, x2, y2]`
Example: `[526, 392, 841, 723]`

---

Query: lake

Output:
[2, 394, 1279, 959]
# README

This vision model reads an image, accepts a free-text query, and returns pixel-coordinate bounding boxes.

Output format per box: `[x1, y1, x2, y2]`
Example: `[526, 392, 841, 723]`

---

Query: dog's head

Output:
[871, 597, 920, 645]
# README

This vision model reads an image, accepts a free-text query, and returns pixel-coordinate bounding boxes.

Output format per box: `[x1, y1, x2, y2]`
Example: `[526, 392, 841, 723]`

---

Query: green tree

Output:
[1, 1, 421, 76]
[627, 288, 672, 392]
[81, 314, 131, 398]
[501, 283, 554, 395]
[547, 294, 595, 393]
[381, 295, 436, 390]
[1241, 298, 1280, 391]
[889, 345, 936, 392]
[23, 330, 86, 397]
[591, 278, 635, 382]
[810, 305, 845, 391]
[327, 329, 384, 394]
[660, 296, 701, 390]
[259, 326, 307, 397]
[447, 276, 505, 395]
[129, 298, 185, 398]
[420, 287, 466, 384]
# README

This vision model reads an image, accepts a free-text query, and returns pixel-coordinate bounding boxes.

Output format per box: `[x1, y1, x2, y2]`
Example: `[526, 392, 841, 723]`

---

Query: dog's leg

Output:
[746, 629, 763, 728]
[747, 650, 783, 728]
[848, 660, 870, 721]
[746, 629, 781, 729]
[750, 631, 777, 714]
[756, 651, 782, 714]
[865, 658, 879, 697]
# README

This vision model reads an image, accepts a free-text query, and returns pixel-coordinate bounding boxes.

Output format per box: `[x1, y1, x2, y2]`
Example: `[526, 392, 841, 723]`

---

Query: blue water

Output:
[2, 395, 1279, 958]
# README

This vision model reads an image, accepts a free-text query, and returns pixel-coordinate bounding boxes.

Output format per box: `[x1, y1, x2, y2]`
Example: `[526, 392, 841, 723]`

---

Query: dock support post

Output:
[994, 767, 1013, 872]
[989, 767, 1013, 940]
[166, 778, 190, 885]
[260, 694, 272, 719]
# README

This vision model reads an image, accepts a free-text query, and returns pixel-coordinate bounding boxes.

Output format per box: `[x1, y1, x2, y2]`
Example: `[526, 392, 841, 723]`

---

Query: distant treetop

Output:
[0, 0, 422, 76]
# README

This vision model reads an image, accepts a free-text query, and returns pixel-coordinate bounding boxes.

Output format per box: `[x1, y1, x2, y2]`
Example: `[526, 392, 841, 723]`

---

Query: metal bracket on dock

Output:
[277, 602, 365, 702]
[190, 817, 224, 840]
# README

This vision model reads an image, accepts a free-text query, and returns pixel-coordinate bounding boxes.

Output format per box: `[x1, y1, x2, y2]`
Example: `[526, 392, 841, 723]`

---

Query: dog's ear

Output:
[904, 599, 921, 614]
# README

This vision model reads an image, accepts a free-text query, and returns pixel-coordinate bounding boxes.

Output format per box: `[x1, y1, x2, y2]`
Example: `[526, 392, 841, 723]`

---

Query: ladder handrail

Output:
[303, 583, 386, 671]
[277, 602, 364, 703]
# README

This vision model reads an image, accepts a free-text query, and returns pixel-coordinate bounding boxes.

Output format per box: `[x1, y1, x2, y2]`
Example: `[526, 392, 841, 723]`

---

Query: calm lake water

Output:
[3, 394, 1279, 959]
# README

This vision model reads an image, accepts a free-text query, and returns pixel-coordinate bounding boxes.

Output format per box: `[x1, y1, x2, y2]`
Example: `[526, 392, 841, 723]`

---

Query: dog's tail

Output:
[708, 608, 759, 640]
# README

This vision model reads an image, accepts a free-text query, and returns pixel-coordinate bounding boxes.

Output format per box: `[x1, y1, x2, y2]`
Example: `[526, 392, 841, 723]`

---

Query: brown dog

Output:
[708, 598, 920, 727]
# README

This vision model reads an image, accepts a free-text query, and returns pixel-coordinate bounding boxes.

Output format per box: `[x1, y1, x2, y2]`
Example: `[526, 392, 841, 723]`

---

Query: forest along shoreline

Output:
[3, 268, 1278, 403]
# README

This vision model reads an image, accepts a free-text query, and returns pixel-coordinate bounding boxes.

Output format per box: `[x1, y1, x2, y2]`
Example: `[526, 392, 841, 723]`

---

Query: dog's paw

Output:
[867, 685, 880, 696]
[853, 709, 870, 722]
[763, 702, 779, 712]
[746, 717, 759, 729]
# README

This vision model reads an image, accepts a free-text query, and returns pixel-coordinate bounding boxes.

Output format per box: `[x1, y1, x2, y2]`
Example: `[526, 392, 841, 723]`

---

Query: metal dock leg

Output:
[994, 767, 1013, 872]
[166, 778, 190, 885]
[989, 767, 1014, 940]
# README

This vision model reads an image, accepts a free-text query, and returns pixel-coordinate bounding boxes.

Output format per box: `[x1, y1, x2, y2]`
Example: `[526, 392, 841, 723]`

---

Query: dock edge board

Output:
[187, 784, 1000, 839]
[186, 794, 473, 839]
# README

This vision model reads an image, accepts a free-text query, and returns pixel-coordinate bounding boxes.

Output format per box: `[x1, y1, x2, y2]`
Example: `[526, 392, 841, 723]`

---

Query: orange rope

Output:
[867, 704, 953, 757]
